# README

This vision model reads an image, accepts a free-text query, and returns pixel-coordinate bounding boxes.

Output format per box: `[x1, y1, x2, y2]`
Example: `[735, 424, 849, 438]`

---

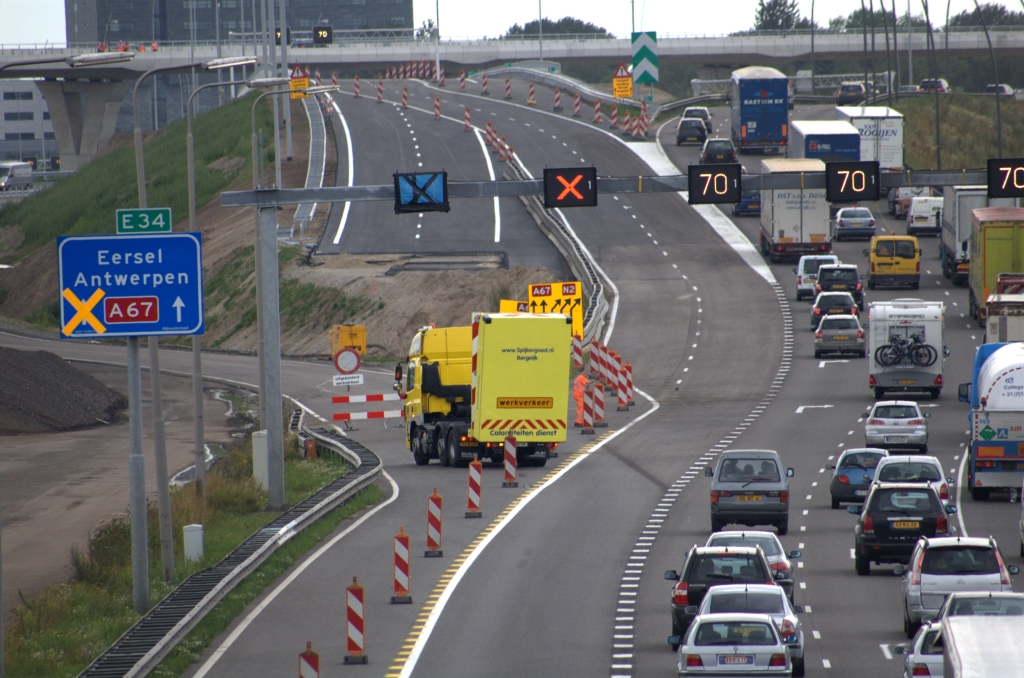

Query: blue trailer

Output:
[790, 120, 861, 162]
[730, 66, 790, 154]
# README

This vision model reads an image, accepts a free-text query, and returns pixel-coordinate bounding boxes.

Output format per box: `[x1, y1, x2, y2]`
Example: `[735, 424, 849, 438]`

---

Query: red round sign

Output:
[334, 348, 361, 374]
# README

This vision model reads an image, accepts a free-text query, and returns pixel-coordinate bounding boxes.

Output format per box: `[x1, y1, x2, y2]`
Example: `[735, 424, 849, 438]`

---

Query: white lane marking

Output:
[956, 449, 969, 536]
[192, 470, 400, 678]
[397, 389, 660, 678]
[329, 99, 355, 245]
[880, 644, 893, 659]
[797, 561, 804, 568]
[818, 359, 850, 367]
[800, 526, 806, 531]
[472, 127, 501, 242]
[796, 405, 834, 413]
[800, 582, 807, 589]
[805, 605, 812, 612]
[813, 630, 821, 639]
[850, 548, 856, 559]
[822, 659, 831, 668]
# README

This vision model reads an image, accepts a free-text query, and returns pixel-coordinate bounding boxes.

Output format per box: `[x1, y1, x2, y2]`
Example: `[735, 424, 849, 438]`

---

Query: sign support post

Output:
[127, 336, 150, 613]
[259, 205, 286, 509]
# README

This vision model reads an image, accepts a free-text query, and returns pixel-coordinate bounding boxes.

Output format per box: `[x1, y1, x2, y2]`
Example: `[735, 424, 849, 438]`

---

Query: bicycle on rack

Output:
[874, 334, 938, 367]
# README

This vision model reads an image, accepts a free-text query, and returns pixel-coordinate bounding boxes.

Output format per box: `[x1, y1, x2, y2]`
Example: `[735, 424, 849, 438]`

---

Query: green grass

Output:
[0, 92, 275, 260]
[900, 94, 1024, 170]
[3, 432, 378, 678]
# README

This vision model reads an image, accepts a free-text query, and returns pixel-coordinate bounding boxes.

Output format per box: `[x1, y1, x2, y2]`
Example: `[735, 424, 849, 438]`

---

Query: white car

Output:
[873, 455, 952, 506]
[863, 401, 929, 453]
[894, 620, 943, 678]
[793, 254, 839, 301]
[674, 613, 792, 676]
[693, 585, 806, 677]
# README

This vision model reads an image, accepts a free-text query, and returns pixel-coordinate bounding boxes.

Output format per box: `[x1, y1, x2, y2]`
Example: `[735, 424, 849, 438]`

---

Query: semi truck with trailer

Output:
[398, 313, 572, 468]
[968, 207, 1024, 326]
[789, 120, 861, 162]
[942, 616, 1024, 678]
[868, 299, 945, 399]
[939, 186, 1016, 285]
[984, 293, 1024, 343]
[758, 158, 830, 262]
[958, 342, 1024, 500]
[833, 106, 904, 170]
[730, 66, 790, 154]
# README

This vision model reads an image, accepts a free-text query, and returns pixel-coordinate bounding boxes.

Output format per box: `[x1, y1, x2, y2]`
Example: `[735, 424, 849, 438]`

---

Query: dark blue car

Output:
[732, 190, 761, 216]
[827, 448, 887, 508]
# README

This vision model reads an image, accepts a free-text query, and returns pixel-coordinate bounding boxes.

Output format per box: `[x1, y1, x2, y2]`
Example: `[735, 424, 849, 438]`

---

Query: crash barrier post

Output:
[466, 457, 483, 518]
[425, 487, 443, 557]
[439, 66, 445, 87]
[503, 436, 519, 487]
[343, 577, 367, 664]
[377, 77, 383, 103]
[464, 107, 471, 132]
[434, 96, 440, 120]
[402, 86, 408, 108]
[392, 526, 412, 603]
[498, 136, 507, 162]
[460, 69, 466, 91]
[589, 339, 600, 378]
[621, 110, 631, 136]
[331, 72, 338, 87]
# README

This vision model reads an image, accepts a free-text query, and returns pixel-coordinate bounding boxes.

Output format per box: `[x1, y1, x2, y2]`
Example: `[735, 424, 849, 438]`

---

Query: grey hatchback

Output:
[705, 450, 795, 535]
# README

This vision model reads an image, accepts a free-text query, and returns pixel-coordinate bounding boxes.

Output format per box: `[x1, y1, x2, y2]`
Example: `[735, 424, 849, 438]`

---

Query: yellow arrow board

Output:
[528, 281, 583, 338]
[290, 77, 309, 99]
[499, 299, 529, 313]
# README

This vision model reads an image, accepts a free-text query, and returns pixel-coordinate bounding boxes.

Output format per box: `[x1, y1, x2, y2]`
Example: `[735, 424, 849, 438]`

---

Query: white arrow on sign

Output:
[172, 296, 185, 322]
[795, 405, 834, 414]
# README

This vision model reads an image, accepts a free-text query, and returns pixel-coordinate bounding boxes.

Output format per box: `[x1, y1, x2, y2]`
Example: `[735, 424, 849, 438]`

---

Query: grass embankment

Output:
[4, 423, 383, 678]
[900, 94, 1024, 170]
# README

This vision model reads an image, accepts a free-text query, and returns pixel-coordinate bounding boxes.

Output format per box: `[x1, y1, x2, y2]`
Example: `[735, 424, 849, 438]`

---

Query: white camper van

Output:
[868, 299, 945, 399]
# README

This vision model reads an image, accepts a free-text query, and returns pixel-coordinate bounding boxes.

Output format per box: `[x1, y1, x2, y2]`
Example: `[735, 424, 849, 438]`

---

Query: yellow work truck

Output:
[396, 313, 572, 468]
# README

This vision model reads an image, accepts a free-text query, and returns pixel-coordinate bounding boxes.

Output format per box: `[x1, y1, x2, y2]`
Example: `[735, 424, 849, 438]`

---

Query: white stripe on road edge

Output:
[956, 450, 969, 537]
[191, 470, 400, 678]
[472, 127, 501, 242]
[880, 643, 893, 659]
[329, 98, 354, 245]
[392, 389, 660, 678]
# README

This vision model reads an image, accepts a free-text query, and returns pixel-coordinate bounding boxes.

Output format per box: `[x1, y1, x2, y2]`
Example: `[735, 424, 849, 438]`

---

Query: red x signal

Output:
[543, 167, 597, 208]
[556, 174, 583, 200]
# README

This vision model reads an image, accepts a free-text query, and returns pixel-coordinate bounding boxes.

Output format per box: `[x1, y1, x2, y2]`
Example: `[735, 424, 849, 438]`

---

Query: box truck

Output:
[789, 120, 861, 162]
[868, 299, 945, 399]
[940, 186, 1015, 285]
[398, 313, 572, 468]
[968, 207, 1024, 326]
[730, 66, 790, 154]
[943, 616, 1024, 678]
[834, 106, 905, 170]
[985, 293, 1024, 343]
[759, 158, 830, 262]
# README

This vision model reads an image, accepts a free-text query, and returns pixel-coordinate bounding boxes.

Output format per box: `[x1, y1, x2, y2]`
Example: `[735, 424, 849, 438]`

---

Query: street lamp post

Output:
[974, 0, 1002, 157]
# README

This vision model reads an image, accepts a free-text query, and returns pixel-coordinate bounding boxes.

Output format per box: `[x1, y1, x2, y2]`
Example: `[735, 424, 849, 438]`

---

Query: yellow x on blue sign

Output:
[61, 288, 106, 336]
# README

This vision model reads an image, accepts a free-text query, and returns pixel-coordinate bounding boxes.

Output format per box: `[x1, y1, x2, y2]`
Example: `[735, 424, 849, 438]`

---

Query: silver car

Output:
[864, 400, 929, 453]
[898, 536, 1020, 637]
[793, 254, 839, 301]
[674, 613, 792, 676]
[873, 455, 952, 506]
[693, 585, 806, 677]
[705, 450, 795, 535]
[814, 314, 865, 358]
[894, 621, 943, 678]
[704, 531, 802, 601]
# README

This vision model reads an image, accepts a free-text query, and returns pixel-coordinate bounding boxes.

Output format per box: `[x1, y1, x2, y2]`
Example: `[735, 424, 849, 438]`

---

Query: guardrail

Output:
[503, 155, 608, 344]
[482, 65, 645, 112]
[77, 416, 381, 678]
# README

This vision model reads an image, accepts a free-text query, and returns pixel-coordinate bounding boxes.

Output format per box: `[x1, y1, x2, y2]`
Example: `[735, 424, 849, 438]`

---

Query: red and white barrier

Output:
[593, 99, 602, 124]
[343, 577, 367, 664]
[466, 458, 483, 518]
[314, 67, 322, 85]
[581, 386, 595, 434]
[640, 102, 649, 138]
[377, 77, 383, 103]
[482, 73, 490, 95]
[498, 135, 507, 162]
[392, 526, 412, 603]
[332, 393, 401, 404]
[610, 104, 618, 128]
[572, 334, 583, 369]
[626, 361, 635, 405]
[589, 339, 600, 378]
[299, 641, 320, 678]
[504, 78, 512, 100]
[632, 114, 641, 138]
[490, 127, 500, 154]
[400, 63, 406, 79]
[333, 410, 402, 421]
[464, 107, 471, 132]
[459, 69, 466, 91]
[507, 142, 515, 160]
[402, 86, 408, 108]
[503, 436, 518, 487]
[331, 72, 338, 87]
[353, 74, 360, 98]
[572, 92, 581, 118]
[439, 66, 445, 87]
[527, 82, 536, 105]
[434, 95, 440, 120]
[621, 110, 631, 136]
[553, 87, 562, 111]
[617, 363, 630, 411]
[593, 383, 607, 427]
[425, 487, 443, 557]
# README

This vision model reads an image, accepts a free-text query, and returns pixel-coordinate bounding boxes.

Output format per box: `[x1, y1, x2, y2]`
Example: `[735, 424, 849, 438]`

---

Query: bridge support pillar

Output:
[35, 79, 130, 172]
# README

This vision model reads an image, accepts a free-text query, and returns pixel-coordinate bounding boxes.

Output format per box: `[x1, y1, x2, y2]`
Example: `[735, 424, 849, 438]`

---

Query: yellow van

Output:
[866, 235, 921, 289]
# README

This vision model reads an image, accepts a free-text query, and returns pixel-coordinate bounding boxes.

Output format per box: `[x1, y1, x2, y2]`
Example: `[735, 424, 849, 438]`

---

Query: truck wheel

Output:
[970, 486, 990, 501]
[530, 458, 547, 468]
[930, 388, 941, 400]
[911, 281, 919, 290]
[777, 520, 789, 536]
[412, 431, 430, 466]
[868, 279, 876, 290]
[447, 430, 466, 468]
[437, 432, 450, 467]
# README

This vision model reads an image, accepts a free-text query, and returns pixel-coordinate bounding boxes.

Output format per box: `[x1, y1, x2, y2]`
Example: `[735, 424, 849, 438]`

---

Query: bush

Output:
[70, 514, 133, 586]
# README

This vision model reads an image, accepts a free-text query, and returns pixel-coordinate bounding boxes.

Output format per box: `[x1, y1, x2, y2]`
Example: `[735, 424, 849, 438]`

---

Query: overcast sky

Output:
[0, 0, 1018, 45]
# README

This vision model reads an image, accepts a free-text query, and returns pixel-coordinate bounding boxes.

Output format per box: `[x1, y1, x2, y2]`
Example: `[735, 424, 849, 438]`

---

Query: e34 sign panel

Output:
[57, 233, 205, 338]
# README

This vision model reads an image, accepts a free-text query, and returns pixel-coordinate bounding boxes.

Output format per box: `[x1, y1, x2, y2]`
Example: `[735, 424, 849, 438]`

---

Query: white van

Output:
[0, 161, 32, 191]
[793, 254, 840, 301]
[907, 197, 943, 236]
[868, 299, 945, 399]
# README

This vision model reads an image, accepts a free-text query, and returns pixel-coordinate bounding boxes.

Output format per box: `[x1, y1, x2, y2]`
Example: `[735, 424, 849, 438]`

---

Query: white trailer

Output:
[940, 185, 1016, 285]
[868, 299, 945, 399]
[758, 158, 831, 263]
[834, 106, 904, 170]
[942, 616, 1024, 678]
[985, 293, 1024, 343]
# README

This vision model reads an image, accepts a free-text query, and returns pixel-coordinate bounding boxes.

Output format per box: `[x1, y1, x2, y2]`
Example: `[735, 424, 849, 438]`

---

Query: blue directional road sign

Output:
[394, 171, 449, 214]
[57, 232, 204, 338]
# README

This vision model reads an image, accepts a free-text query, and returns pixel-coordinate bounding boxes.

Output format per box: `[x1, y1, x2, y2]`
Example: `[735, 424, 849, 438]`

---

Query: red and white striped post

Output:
[331, 71, 338, 87]
[490, 128, 500, 154]
[459, 69, 466, 91]
[507, 143, 515, 161]
[527, 82, 536, 105]
[595, 342, 609, 389]
[466, 457, 483, 518]
[593, 382, 608, 427]
[377, 76, 383, 103]
[399, 63, 406, 79]
[299, 641, 319, 678]
[572, 334, 584, 369]
[589, 339, 600, 377]
[391, 526, 412, 603]
[503, 436, 519, 487]
[553, 87, 563, 111]
[343, 577, 367, 664]
[593, 99, 602, 123]
[581, 386, 595, 435]
[434, 95, 440, 120]
[610, 104, 618, 128]
[498, 135, 507, 162]
[482, 73, 490, 95]
[416, 61, 423, 79]
[504, 78, 512, 100]
[613, 353, 629, 411]
[632, 114, 640, 138]
[353, 74, 360, 98]
[621, 110, 631, 135]
[572, 92, 581, 117]
[314, 67, 322, 85]
[464, 107, 471, 132]
[439, 66, 445, 87]
[425, 488, 443, 557]
[402, 86, 408, 108]
[626, 361, 635, 406]
[640, 102, 649, 137]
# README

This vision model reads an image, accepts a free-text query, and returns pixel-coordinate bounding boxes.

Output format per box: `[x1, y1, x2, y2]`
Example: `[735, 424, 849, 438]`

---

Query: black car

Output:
[682, 106, 713, 134]
[848, 482, 957, 575]
[700, 138, 738, 164]
[836, 82, 867, 104]
[815, 264, 864, 310]
[676, 118, 708, 145]
[810, 291, 859, 329]
[664, 545, 778, 650]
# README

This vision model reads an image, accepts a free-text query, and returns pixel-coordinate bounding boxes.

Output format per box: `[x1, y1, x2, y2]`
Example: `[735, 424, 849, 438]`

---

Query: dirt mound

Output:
[0, 347, 128, 434]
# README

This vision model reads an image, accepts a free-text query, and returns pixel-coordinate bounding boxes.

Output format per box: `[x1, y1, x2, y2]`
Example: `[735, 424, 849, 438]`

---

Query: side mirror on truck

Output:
[943, 346, 950, 358]
[394, 363, 403, 381]
[862, 248, 869, 257]
[958, 383, 970, 403]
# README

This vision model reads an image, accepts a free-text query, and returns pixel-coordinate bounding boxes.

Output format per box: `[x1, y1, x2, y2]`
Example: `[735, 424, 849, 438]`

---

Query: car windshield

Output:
[874, 240, 896, 256]
[694, 621, 777, 646]
[840, 452, 884, 469]
[817, 295, 851, 307]
[680, 120, 704, 128]
[873, 406, 919, 419]
[684, 110, 705, 119]
[708, 535, 782, 556]
[707, 141, 732, 152]
[708, 591, 785, 615]
[802, 258, 834, 274]
[719, 458, 781, 482]
[689, 554, 767, 583]
[819, 269, 857, 283]
[895, 240, 917, 258]
[742, 190, 758, 199]
[822, 318, 859, 330]
[841, 209, 872, 219]
[948, 598, 1024, 616]
[922, 547, 1000, 575]
[877, 462, 941, 483]
[872, 489, 939, 513]
[841, 85, 862, 92]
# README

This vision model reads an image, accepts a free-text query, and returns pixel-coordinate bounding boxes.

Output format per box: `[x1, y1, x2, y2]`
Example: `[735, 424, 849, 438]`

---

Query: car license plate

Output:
[893, 521, 920, 529]
[832, 335, 849, 340]
[829, 308, 843, 313]
[687, 137, 697, 141]
[751, 204, 759, 209]
[833, 284, 848, 289]
[737, 495, 762, 501]
[854, 489, 868, 496]
[719, 655, 755, 665]
[898, 379, 915, 385]
[885, 436, 908, 443]
[851, 222, 863, 227]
